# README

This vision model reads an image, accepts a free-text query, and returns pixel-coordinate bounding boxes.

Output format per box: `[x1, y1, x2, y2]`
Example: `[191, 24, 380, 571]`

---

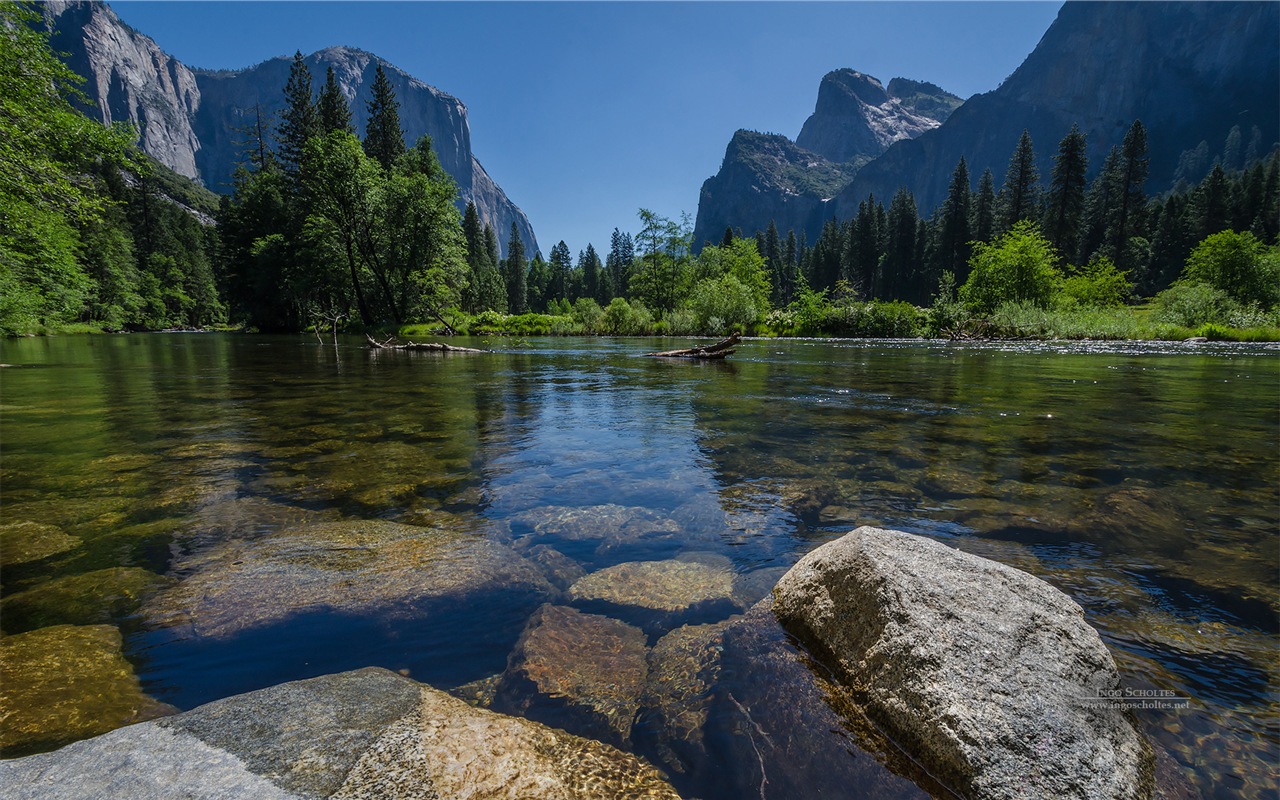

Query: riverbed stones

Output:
[143, 520, 554, 638]
[640, 619, 735, 775]
[494, 604, 648, 747]
[0, 568, 174, 632]
[772, 526, 1155, 800]
[0, 625, 173, 756]
[1, 521, 81, 565]
[0, 668, 680, 800]
[568, 558, 737, 615]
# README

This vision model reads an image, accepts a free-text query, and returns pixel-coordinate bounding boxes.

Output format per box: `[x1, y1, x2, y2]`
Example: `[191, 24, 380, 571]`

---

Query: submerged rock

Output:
[0, 522, 81, 565]
[0, 625, 174, 756]
[0, 568, 174, 632]
[568, 558, 737, 614]
[494, 604, 648, 747]
[510, 504, 684, 559]
[772, 526, 1154, 800]
[640, 619, 736, 775]
[143, 520, 554, 638]
[0, 668, 680, 800]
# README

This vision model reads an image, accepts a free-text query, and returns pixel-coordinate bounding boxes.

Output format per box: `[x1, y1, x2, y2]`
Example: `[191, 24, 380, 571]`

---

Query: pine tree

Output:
[721, 226, 735, 247]
[764, 220, 783, 306]
[1042, 125, 1088, 261]
[881, 188, 919, 300]
[504, 223, 527, 314]
[809, 219, 843, 293]
[935, 157, 973, 282]
[997, 130, 1039, 233]
[548, 240, 572, 303]
[606, 228, 633, 298]
[972, 169, 996, 244]
[526, 252, 549, 311]
[580, 244, 604, 305]
[1079, 146, 1121, 263]
[318, 66, 354, 135]
[364, 64, 405, 171]
[277, 51, 318, 178]
[1108, 120, 1149, 274]
[461, 201, 489, 312]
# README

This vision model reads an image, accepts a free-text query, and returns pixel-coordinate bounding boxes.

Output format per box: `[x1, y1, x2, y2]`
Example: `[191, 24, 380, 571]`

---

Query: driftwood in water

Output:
[365, 334, 487, 353]
[645, 333, 740, 359]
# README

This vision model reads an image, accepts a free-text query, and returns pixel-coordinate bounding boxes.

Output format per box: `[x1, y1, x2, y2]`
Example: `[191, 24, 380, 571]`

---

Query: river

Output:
[1, 334, 1275, 797]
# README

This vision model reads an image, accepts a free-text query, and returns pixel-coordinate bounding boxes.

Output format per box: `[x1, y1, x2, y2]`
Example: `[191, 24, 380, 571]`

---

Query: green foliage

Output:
[570, 298, 605, 333]
[688, 274, 760, 333]
[1182, 230, 1279, 309]
[1152, 281, 1240, 328]
[960, 222, 1062, 314]
[602, 297, 654, 335]
[1059, 256, 1131, 308]
[362, 64, 405, 171]
[693, 239, 771, 312]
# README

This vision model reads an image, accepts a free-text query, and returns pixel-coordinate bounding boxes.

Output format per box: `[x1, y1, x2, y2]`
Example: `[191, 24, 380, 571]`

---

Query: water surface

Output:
[1, 334, 1276, 797]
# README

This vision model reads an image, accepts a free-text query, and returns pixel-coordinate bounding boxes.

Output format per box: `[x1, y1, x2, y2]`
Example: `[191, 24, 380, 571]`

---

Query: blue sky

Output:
[111, 1, 1063, 257]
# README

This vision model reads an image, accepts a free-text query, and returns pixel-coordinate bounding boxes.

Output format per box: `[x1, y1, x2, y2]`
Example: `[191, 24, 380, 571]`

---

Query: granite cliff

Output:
[42, 1, 537, 256]
[693, 70, 959, 248]
[835, 1, 1280, 216]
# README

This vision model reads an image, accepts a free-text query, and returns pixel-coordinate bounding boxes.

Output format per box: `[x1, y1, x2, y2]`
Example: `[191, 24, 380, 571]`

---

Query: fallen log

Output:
[645, 333, 740, 359]
[365, 334, 487, 353]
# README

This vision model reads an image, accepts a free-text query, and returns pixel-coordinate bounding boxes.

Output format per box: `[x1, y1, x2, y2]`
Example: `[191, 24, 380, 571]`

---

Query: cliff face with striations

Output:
[41, 2, 537, 257]
[693, 70, 959, 248]
[835, 1, 1280, 216]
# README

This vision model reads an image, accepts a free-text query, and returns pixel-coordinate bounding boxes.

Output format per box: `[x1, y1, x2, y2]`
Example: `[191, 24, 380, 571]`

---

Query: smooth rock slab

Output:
[0, 521, 80, 565]
[0, 625, 173, 756]
[772, 526, 1154, 800]
[144, 520, 554, 638]
[568, 558, 737, 613]
[0, 568, 174, 633]
[0, 668, 680, 800]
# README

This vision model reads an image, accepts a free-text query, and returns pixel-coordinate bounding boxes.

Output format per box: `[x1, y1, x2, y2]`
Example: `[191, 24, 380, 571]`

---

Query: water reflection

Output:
[0, 334, 1275, 797]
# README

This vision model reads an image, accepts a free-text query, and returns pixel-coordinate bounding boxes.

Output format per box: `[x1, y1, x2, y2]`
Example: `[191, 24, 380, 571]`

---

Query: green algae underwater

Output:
[0, 333, 1276, 798]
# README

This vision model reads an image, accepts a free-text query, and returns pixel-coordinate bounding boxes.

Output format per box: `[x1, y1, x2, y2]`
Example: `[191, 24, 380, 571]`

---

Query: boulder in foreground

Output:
[772, 526, 1153, 800]
[0, 667, 679, 800]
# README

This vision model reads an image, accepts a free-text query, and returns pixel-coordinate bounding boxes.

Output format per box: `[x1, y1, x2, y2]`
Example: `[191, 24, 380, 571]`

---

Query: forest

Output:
[3, 1, 1278, 341]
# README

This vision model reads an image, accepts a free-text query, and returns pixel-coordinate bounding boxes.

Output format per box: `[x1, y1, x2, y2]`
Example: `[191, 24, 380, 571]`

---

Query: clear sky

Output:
[111, 1, 1063, 257]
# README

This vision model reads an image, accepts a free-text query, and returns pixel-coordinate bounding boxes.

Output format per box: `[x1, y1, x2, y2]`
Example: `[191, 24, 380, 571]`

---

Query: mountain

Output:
[692, 70, 960, 248]
[834, 1, 1280, 217]
[41, 0, 537, 257]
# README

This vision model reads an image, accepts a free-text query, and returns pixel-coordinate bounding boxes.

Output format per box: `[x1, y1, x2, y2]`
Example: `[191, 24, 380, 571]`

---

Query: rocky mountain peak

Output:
[795, 68, 959, 165]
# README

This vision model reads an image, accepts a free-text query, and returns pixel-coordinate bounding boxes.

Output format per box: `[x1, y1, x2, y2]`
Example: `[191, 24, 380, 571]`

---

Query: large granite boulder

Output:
[0, 668, 679, 800]
[772, 526, 1154, 800]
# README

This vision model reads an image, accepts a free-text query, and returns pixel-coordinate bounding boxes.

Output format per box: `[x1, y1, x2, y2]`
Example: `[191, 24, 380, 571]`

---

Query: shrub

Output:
[570, 298, 604, 334]
[1152, 282, 1237, 327]
[960, 222, 1062, 314]
[1183, 230, 1280, 309]
[1059, 256, 1131, 308]
[688, 275, 759, 333]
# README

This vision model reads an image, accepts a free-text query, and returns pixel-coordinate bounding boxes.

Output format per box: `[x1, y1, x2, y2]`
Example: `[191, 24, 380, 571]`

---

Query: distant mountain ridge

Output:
[834, 1, 1280, 218]
[695, 1, 1279, 246]
[41, 0, 538, 257]
[692, 70, 960, 248]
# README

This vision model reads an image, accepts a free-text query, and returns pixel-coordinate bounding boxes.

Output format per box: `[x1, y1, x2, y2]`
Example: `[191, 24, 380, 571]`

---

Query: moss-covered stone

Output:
[1, 521, 81, 565]
[1, 568, 174, 632]
[0, 624, 173, 756]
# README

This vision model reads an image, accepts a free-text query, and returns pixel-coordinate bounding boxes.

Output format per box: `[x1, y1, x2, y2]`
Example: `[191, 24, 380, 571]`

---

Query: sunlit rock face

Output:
[773, 526, 1155, 800]
[838, 1, 1280, 214]
[40, 2, 538, 257]
[0, 668, 682, 800]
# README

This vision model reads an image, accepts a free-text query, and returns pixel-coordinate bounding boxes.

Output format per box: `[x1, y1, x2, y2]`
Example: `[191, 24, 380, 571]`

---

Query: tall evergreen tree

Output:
[972, 169, 996, 244]
[606, 228, 634, 299]
[277, 52, 319, 178]
[1079, 146, 1121, 263]
[880, 188, 919, 300]
[934, 157, 973, 282]
[526, 252, 549, 311]
[548, 240, 572, 302]
[1108, 120, 1149, 274]
[579, 244, 604, 305]
[503, 222, 527, 314]
[721, 226, 735, 247]
[318, 67, 354, 136]
[461, 201, 491, 312]
[1042, 124, 1088, 261]
[764, 220, 783, 305]
[363, 64, 405, 171]
[808, 219, 843, 293]
[997, 130, 1039, 233]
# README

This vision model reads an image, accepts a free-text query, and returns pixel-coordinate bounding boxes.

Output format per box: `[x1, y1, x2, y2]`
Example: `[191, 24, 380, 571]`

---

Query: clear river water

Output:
[1, 334, 1276, 798]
